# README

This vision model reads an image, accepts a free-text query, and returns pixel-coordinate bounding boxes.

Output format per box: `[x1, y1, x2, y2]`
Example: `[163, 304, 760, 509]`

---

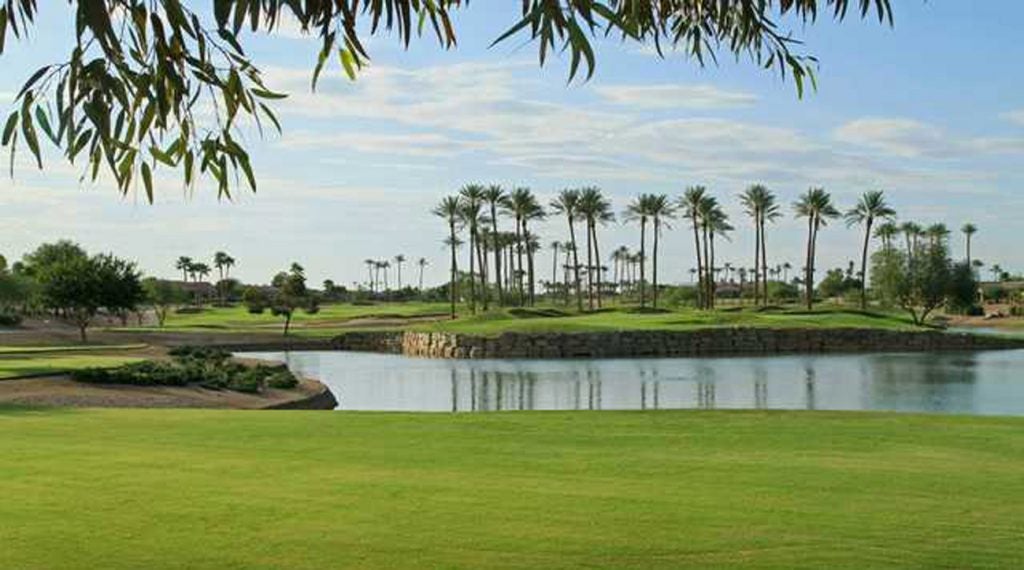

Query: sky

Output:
[1, 2, 1022, 287]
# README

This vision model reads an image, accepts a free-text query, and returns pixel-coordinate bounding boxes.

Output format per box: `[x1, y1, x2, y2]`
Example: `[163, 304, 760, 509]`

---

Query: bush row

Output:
[72, 348, 298, 394]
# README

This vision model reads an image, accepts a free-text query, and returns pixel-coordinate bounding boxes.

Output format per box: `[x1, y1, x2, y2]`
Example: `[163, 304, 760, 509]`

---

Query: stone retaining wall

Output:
[329, 328, 1024, 359]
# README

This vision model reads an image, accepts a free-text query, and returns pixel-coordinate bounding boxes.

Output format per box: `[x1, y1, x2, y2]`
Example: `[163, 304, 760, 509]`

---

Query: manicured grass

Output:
[415, 305, 919, 335]
[0, 343, 148, 355]
[0, 409, 1021, 569]
[113, 302, 451, 334]
[111, 301, 921, 338]
[0, 354, 146, 379]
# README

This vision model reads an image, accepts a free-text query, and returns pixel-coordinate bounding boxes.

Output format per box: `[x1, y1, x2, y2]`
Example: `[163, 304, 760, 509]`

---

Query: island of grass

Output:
[106, 301, 923, 338]
[1, 409, 1021, 569]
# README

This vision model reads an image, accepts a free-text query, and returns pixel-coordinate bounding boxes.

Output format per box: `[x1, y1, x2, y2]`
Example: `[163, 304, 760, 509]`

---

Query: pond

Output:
[241, 350, 1024, 416]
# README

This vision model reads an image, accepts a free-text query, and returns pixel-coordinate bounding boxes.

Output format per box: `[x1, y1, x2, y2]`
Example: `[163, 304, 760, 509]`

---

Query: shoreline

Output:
[210, 327, 1024, 360]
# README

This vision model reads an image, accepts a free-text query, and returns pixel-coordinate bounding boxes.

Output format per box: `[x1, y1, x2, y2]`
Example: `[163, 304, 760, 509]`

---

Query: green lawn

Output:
[415, 305, 919, 335]
[0, 343, 148, 355]
[112, 302, 451, 334]
[108, 301, 921, 338]
[0, 354, 146, 379]
[0, 409, 1021, 569]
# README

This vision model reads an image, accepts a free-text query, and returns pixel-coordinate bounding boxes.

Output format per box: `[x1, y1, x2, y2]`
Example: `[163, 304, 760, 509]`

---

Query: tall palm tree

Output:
[458, 184, 486, 312]
[393, 254, 406, 290]
[874, 221, 899, 253]
[549, 241, 561, 295]
[706, 203, 733, 309]
[213, 251, 233, 281]
[577, 187, 615, 309]
[417, 257, 428, 291]
[433, 195, 462, 319]
[503, 187, 545, 306]
[623, 194, 654, 308]
[794, 187, 841, 310]
[696, 194, 726, 309]
[482, 184, 507, 305]
[961, 223, 978, 266]
[925, 223, 950, 247]
[900, 221, 922, 261]
[550, 189, 584, 311]
[647, 194, 676, 308]
[680, 186, 707, 308]
[175, 256, 193, 282]
[364, 258, 376, 292]
[845, 190, 896, 309]
[740, 185, 767, 305]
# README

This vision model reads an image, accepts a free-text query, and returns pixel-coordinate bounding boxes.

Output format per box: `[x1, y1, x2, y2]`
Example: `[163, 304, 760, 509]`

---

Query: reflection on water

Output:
[240, 350, 1024, 416]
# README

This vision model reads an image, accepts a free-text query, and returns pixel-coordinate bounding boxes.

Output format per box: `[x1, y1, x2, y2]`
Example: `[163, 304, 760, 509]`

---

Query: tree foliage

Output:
[36, 248, 143, 341]
[1, 1, 891, 199]
[142, 277, 187, 327]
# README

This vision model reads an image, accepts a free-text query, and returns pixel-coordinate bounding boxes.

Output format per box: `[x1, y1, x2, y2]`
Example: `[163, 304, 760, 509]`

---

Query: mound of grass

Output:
[0, 410, 1021, 569]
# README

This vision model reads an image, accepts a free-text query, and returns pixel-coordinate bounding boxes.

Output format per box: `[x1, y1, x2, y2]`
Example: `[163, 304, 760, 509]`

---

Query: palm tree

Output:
[549, 241, 561, 295]
[680, 186, 707, 308]
[175, 256, 193, 282]
[364, 258, 376, 292]
[393, 254, 406, 290]
[696, 194, 728, 309]
[458, 184, 486, 313]
[900, 221, 922, 261]
[845, 190, 896, 309]
[213, 251, 232, 281]
[991, 264, 1004, 283]
[739, 185, 779, 306]
[706, 203, 733, 308]
[647, 194, 676, 308]
[577, 187, 615, 309]
[503, 187, 545, 306]
[433, 195, 462, 319]
[961, 223, 978, 266]
[794, 187, 840, 309]
[417, 257, 428, 291]
[623, 196, 649, 308]
[926, 223, 950, 247]
[874, 221, 899, 253]
[550, 189, 584, 311]
[482, 184, 507, 305]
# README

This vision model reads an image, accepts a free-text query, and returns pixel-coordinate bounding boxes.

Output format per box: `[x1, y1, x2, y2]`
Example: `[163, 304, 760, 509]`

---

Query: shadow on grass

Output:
[0, 405, 80, 417]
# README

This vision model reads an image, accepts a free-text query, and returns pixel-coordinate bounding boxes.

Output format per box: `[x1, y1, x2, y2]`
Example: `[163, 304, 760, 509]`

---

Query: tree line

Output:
[434, 184, 988, 322]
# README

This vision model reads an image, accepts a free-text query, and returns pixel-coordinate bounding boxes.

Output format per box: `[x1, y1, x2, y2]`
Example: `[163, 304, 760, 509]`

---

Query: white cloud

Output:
[595, 84, 758, 109]
[833, 118, 951, 158]
[1004, 109, 1024, 126]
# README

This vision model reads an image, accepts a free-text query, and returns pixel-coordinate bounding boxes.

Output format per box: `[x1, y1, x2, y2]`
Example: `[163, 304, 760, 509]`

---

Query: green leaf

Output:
[338, 48, 358, 81]
[251, 88, 288, 100]
[258, 102, 281, 133]
[34, 106, 56, 144]
[141, 162, 153, 202]
[1, 112, 18, 145]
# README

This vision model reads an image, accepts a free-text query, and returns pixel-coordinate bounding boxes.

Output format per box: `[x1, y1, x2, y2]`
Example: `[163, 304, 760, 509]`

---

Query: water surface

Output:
[242, 350, 1024, 416]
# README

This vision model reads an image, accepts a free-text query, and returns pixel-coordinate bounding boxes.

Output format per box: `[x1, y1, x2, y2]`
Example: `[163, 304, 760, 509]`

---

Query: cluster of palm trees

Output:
[363, 255, 430, 294]
[175, 251, 235, 283]
[434, 183, 980, 318]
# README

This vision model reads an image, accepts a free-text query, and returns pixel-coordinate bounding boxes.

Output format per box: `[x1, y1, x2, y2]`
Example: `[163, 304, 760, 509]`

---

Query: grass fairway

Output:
[110, 301, 919, 338]
[0, 354, 146, 379]
[416, 306, 918, 335]
[1, 410, 1021, 569]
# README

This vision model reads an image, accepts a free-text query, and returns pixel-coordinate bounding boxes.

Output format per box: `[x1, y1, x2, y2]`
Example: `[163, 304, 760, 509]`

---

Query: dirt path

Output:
[0, 376, 332, 409]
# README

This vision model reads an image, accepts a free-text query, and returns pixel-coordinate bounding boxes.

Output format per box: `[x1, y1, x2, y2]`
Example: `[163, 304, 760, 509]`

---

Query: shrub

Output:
[0, 311, 22, 326]
[72, 350, 299, 394]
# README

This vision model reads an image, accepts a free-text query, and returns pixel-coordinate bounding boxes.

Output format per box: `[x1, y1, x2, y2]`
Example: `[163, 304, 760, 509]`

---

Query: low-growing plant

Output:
[72, 352, 299, 394]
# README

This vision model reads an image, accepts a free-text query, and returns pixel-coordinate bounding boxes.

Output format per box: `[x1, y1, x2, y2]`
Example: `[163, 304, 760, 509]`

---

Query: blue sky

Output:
[1, 2, 1022, 287]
